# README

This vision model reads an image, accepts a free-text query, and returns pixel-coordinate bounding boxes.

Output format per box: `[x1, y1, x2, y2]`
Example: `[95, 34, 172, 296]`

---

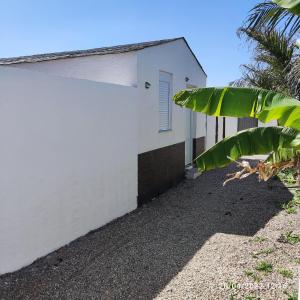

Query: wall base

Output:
[193, 136, 205, 160]
[138, 142, 185, 206]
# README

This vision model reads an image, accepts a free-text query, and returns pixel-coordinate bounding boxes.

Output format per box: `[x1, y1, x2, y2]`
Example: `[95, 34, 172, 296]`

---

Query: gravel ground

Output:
[0, 163, 299, 300]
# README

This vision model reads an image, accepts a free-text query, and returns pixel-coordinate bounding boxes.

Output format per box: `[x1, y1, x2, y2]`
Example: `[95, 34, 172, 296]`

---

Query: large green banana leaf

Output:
[273, 0, 300, 15]
[173, 87, 300, 131]
[195, 126, 300, 171]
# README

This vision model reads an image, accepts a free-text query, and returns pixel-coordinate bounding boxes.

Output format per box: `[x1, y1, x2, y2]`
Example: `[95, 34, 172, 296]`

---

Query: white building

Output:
[0, 37, 207, 274]
[1, 37, 207, 204]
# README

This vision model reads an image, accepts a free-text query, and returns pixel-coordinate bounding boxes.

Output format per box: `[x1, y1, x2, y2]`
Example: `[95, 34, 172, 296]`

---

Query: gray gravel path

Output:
[0, 163, 298, 300]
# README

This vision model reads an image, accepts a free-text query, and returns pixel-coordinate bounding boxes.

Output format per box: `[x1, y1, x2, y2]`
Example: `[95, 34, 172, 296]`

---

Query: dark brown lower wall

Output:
[193, 136, 205, 160]
[138, 142, 185, 206]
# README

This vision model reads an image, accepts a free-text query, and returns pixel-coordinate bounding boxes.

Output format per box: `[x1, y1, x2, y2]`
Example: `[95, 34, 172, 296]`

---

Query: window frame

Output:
[158, 70, 173, 132]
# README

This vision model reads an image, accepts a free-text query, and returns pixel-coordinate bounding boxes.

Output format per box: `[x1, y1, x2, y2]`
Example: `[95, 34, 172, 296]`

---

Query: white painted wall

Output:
[217, 117, 224, 142]
[258, 120, 278, 127]
[7, 52, 138, 87]
[197, 113, 207, 139]
[206, 116, 216, 149]
[137, 39, 207, 154]
[0, 67, 138, 275]
[0, 40, 207, 274]
[6, 39, 207, 155]
[225, 117, 238, 137]
[224, 118, 278, 139]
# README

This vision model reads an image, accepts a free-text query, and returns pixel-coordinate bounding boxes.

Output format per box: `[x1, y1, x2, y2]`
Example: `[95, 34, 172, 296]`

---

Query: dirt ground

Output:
[0, 163, 299, 300]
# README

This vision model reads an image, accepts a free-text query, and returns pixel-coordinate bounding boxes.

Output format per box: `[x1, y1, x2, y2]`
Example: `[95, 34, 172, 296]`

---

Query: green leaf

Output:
[173, 87, 300, 131]
[266, 148, 300, 163]
[195, 127, 300, 171]
[273, 0, 300, 15]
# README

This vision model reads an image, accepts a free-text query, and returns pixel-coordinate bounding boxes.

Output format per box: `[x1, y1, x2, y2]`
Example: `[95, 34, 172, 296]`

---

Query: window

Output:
[159, 71, 172, 131]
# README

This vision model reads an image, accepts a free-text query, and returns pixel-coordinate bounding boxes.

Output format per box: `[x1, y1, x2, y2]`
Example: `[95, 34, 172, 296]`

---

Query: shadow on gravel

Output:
[0, 162, 293, 300]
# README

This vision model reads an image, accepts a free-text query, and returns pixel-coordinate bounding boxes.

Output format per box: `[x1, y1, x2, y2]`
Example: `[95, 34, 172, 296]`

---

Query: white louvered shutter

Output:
[159, 71, 172, 131]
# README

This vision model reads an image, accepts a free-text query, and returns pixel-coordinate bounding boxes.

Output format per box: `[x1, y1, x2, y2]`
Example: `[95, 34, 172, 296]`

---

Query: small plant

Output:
[251, 236, 268, 243]
[278, 170, 296, 185]
[277, 267, 294, 278]
[244, 296, 261, 300]
[245, 270, 261, 282]
[251, 248, 275, 258]
[255, 261, 273, 273]
[283, 290, 298, 300]
[294, 258, 300, 264]
[278, 231, 300, 245]
[282, 203, 297, 214]
[292, 192, 300, 205]
[281, 197, 300, 214]
[261, 248, 275, 254]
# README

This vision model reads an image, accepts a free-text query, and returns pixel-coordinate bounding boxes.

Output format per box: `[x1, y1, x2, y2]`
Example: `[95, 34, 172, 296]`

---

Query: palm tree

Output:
[236, 27, 299, 98]
[288, 52, 300, 93]
[245, 0, 300, 37]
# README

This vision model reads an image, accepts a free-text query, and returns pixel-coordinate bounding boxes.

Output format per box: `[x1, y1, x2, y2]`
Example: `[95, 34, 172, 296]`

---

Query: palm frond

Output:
[239, 28, 295, 67]
[245, 1, 300, 37]
[287, 56, 300, 96]
[239, 64, 276, 90]
[237, 27, 298, 97]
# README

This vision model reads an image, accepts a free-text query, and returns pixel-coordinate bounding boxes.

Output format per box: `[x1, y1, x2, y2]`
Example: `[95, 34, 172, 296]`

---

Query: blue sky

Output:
[0, 0, 260, 86]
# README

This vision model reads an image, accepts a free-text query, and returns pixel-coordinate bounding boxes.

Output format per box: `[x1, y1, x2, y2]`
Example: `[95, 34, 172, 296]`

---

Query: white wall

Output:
[225, 117, 238, 137]
[206, 116, 216, 149]
[224, 118, 278, 139]
[6, 40, 207, 155]
[7, 52, 138, 87]
[137, 39, 207, 154]
[0, 67, 138, 275]
[258, 120, 278, 127]
[217, 117, 224, 142]
[196, 113, 207, 139]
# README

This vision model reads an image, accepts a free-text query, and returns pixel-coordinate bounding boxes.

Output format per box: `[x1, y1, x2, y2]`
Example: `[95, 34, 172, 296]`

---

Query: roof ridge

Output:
[0, 37, 183, 65]
[0, 37, 206, 76]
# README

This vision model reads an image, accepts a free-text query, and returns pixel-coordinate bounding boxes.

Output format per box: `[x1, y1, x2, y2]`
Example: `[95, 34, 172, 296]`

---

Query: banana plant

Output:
[173, 87, 300, 184]
[273, 0, 300, 14]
